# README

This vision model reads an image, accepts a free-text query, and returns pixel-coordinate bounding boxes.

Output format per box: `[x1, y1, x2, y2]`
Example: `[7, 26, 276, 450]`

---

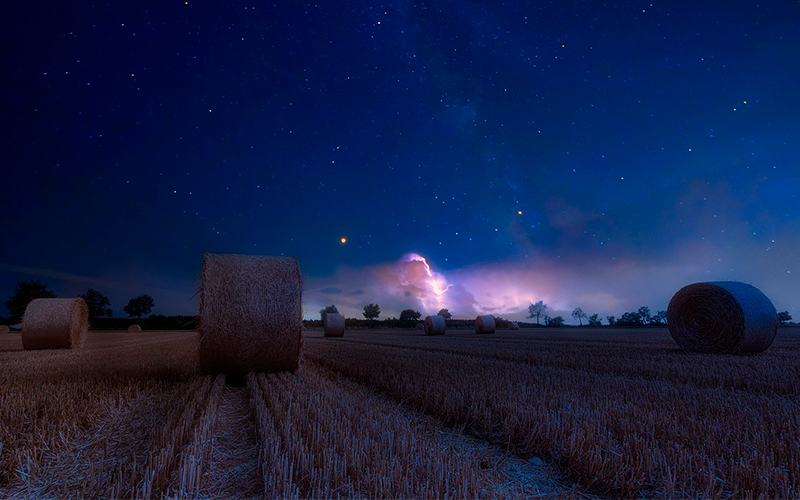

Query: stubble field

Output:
[1, 326, 798, 498]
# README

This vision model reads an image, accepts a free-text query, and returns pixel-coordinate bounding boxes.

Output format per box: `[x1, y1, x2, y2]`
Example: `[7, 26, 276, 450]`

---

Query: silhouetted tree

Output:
[362, 303, 380, 326]
[4, 280, 57, 322]
[319, 304, 338, 321]
[123, 294, 154, 321]
[588, 313, 602, 326]
[571, 307, 587, 326]
[437, 308, 452, 319]
[606, 315, 616, 326]
[399, 309, 422, 321]
[79, 288, 112, 320]
[618, 311, 643, 326]
[527, 300, 548, 325]
[778, 311, 792, 325]
[546, 316, 565, 327]
[638, 306, 652, 325]
[653, 310, 668, 325]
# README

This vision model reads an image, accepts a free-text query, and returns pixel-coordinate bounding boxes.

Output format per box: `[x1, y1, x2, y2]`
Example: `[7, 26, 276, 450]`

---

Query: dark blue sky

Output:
[2, 1, 799, 321]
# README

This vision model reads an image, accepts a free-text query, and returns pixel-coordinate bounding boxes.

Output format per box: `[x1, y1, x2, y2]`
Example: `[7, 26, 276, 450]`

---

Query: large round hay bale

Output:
[0, 325, 9, 334]
[200, 253, 303, 375]
[424, 315, 446, 336]
[21, 298, 88, 350]
[323, 312, 345, 337]
[127, 324, 142, 332]
[475, 315, 496, 334]
[415, 322, 425, 330]
[509, 321, 520, 331]
[667, 281, 778, 353]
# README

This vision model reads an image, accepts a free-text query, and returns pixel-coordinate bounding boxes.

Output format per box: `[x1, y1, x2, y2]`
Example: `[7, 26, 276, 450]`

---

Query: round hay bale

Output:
[200, 253, 303, 375]
[0, 325, 9, 334]
[509, 321, 520, 330]
[127, 324, 142, 333]
[415, 322, 425, 330]
[424, 315, 446, 336]
[667, 281, 778, 354]
[475, 315, 496, 334]
[21, 298, 88, 350]
[323, 312, 345, 337]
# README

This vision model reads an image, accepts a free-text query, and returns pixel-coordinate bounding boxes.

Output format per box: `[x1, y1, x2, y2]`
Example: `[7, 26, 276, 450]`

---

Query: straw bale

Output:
[509, 321, 520, 330]
[323, 312, 345, 337]
[127, 324, 142, 332]
[415, 322, 425, 330]
[667, 281, 778, 354]
[0, 325, 9, 334]
[475, 315, 496, 334]
[21, 298, 88, 350]
[200, 253, 303, 375]
[424, 315, 446, 336]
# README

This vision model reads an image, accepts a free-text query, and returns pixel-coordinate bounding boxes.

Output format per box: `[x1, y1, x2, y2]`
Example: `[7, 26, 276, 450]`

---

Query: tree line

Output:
[528, 300, 793, 326]
[1, 279, 155, 323]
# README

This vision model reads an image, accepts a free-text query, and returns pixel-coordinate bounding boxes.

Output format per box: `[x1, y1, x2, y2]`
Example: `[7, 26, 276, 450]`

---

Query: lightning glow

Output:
[405, 253, 453, 309]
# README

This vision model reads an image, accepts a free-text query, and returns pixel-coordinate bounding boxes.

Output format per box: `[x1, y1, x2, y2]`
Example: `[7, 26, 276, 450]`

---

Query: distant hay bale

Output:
[21, 298, 88, 350]
[323, 312, 345, 337]
[127, 324, 142, 332]
[415, 322, 425, 330]
[667, 281, 778, 354]
[200, 253, 303, 375]
[0, 325, 9, 334]
[424, 315, 446, 336]
[475, 315, 496, 334]
[509, 321, 520, 330]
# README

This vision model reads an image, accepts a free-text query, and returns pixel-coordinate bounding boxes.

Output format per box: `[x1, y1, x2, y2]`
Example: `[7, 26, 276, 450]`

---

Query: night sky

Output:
[2, 1, 799, 322]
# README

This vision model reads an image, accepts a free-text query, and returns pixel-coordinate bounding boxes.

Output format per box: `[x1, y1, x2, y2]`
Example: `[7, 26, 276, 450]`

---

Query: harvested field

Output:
[0, 329, 582, 498]
[2, 326, 798, 497]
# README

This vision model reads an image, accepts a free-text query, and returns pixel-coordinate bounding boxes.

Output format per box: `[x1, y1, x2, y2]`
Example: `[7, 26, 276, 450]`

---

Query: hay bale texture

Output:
[127, 324, 142, 332]
[323, 312, 345, 337]
[509, 321, 520, 330]
[424, 315, 446, 336]
[475, 315, 496, 334]
[200, 253, 303, 375]
[667, 281, 778, 354]
[21, 298, 88, 350]
[0, 325, 9, 334]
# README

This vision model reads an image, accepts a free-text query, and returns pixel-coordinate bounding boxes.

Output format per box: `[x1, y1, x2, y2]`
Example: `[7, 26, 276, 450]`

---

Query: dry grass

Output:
[200, 253, 303, 375]
[304, 327, 800, 497]
[0, 329, 584, 498]
[0, 331, 198, 497]
[248, 360, 555, 498]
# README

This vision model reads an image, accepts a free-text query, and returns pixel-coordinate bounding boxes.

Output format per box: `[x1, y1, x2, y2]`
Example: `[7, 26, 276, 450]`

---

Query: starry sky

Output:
[2, 1, 799, 322]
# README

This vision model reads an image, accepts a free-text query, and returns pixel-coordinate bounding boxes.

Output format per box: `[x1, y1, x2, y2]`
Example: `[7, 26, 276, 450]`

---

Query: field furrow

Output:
[0, 331, 198, 497]
[305, 335, 800, 498]
[249, 360, 568, 498]
[327, 329, 800, 395]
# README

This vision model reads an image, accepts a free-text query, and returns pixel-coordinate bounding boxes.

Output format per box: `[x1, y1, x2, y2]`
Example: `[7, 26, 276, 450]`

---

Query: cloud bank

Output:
[304, 251, 695, 322]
